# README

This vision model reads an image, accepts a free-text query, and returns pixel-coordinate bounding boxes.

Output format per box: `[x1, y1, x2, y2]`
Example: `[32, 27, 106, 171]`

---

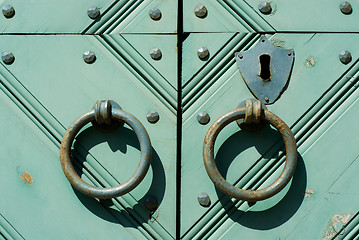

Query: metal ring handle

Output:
[60, 101, 151, 199]
[203, 101, 297, 201]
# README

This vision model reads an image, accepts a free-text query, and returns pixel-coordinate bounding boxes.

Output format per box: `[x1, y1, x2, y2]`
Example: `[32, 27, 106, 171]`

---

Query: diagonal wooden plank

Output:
[111, 0, 177, 34]
[182, 33, 237, 88]
[84, 0, 177, 34]
[0, 213, 24, 240]
[83, 0, 143, 34]
[182, 33, 257, 111]
[101, 34, 177, 111]
[0, 0, 118, 33]
[120, 34, 178, 91]
[217, 0, 276, 32]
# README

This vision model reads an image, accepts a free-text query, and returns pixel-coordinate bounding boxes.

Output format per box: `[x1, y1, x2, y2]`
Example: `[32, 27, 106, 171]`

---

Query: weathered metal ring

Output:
[203, 108, 297, 201]
[60, 108, 152, 199]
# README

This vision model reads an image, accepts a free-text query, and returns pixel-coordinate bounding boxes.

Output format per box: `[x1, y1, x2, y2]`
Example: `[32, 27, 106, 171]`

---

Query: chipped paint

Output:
[323, 213, 351, 240]
[149, 209, 160, 223]
[304, 188, 314, 198]
[269, 2, 278, 15]
[270, 39, 286, 48]
[305, 56, 316, 68]
[20, 172, 33, 184]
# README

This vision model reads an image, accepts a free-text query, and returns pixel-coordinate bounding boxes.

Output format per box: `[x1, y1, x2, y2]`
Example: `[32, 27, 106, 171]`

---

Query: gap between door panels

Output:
[176, 0, 183, 238]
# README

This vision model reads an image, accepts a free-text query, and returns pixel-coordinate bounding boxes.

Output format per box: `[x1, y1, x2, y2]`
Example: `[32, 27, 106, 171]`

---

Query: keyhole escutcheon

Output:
[259, 54, 271, 81]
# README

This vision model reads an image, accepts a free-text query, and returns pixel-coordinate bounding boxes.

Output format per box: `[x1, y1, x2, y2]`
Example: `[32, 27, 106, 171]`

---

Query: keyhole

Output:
[259, 54, 271, 81]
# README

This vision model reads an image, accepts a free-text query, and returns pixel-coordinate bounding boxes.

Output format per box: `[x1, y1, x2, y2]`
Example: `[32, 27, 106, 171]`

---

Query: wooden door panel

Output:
[183, 0, 359, 33]
[0, 35, 177, 239]
[0, 0, 177, 34]
[242, 0, 359, 32]
[180, 33, 359, 238]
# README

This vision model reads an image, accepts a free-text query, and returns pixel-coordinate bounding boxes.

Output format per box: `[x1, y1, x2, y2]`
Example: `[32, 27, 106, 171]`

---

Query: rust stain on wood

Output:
[20, 172, 33, 184]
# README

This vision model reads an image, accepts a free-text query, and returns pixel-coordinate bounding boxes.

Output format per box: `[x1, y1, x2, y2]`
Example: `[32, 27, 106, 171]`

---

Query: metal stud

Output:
[340, 2, 352, 14]
[194, 4, 207, 18]
[150, 48, 162, 60]
[147, 110, 159, 123]
[83, 51, 96, 64]
[198, 193, 211, 207]
[2, 52, 14, 64]
[197, 112, 210, 125]
[258, 2, 272, 14]
[2, 5, 15, 18]
[197, 47, 209, 59]
[149, 8, 161, 20]
[339, 50, 352, 64]
[144, 195, 158, 211]
[87, 7, 100, 19]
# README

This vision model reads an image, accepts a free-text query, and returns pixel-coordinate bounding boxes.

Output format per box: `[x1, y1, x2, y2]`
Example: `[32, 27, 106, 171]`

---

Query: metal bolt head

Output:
[144, 195, 158, 211]
[147, 110, 159, 123]
[198, 193, 211, 207]
[197, 47, 209, 59]
[258, 2, 272, 14]
[149, 8, 161, 20]
[340, 2, 352, 14]
[339, 50, 352, 64]
[87, 7, 100, 19]
[2, 52, 14, 64]
[83, 51, 96, 64]
[150, 48, 162, 60]
[194, 4, 207, 18]
[197, 112, 210, 125]
[2, 5, 14, 18]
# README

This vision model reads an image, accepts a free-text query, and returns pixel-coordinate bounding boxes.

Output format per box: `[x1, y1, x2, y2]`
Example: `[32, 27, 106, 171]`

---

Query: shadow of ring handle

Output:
[203, 104, 297, 201]
[60, 103, 152, 199]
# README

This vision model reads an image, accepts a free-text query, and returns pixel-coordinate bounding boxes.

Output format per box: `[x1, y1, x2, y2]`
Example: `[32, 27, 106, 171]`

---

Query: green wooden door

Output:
[1, 1, 359, 240]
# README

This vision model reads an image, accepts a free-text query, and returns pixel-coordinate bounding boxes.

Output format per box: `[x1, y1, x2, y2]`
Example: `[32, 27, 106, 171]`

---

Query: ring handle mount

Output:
[92, 100, 124, 133]
[203, 99, 297, 202]
[60, 100, 152, 199]
[236, 99, 267, 132]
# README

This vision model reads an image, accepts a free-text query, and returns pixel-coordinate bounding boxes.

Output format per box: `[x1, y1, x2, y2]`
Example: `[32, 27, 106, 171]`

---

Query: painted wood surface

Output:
[181, 33, 359, 239]
[0, 35, 177, 239]
[1, 0, 359, 239]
